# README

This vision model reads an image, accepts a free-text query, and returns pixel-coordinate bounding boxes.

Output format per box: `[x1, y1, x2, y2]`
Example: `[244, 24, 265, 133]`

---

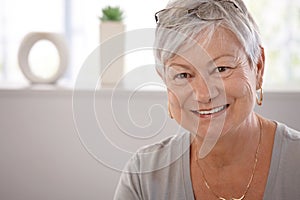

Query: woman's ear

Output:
[256, 46, 265, 90]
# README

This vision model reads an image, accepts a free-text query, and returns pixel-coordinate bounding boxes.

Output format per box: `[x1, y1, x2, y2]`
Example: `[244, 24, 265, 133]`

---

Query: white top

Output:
[114, 122, 300, 200]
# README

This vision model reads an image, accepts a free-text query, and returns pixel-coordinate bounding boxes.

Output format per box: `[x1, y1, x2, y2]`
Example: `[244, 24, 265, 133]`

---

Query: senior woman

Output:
[114, 0, 300, 199]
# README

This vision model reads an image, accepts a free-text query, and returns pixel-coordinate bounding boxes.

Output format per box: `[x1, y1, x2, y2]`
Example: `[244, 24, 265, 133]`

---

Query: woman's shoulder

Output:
[276, 122, 300, 141]
[128, 132, 190, 173]
[264, 122, 300, 198]
[136, 131, 190, 154]
[273, 121, 300, 161]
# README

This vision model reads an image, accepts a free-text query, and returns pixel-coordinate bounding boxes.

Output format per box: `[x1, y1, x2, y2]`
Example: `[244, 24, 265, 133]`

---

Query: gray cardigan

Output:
[114, 122, 300, 200]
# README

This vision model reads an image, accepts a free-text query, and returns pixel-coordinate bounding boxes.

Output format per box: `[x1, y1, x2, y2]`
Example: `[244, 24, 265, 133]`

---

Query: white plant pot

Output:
[99, 22, 125, 87]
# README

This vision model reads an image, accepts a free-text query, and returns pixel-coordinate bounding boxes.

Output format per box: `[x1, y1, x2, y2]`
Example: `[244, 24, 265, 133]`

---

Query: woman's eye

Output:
[216, 66, 228, 73]
[211, 66, 234, 78]
[175, 73, 191, 79]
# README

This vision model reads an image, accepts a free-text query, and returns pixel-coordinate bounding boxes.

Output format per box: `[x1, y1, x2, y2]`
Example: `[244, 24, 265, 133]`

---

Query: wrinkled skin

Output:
[163, 26, 265, 157]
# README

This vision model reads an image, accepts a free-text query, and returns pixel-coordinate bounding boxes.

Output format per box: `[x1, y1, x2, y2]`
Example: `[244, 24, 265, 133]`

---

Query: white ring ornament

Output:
[18, 32, 69, 84]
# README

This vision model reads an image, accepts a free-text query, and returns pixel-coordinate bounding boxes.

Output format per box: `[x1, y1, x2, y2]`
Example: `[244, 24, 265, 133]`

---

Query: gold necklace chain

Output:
[195, 118, 263, 200]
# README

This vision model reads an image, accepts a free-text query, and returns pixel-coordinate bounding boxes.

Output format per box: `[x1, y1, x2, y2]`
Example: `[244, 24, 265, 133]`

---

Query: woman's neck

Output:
[192, 113, 261, 168]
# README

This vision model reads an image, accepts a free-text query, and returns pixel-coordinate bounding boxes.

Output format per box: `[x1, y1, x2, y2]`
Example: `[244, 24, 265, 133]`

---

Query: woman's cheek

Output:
[167, 85, 193, 118]
[225, 68, 257, 98]
[167, 89, 181, 117]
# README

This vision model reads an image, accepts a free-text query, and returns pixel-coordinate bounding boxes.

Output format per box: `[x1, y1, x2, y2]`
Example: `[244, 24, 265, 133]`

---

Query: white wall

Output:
[0, 89, 300, 200]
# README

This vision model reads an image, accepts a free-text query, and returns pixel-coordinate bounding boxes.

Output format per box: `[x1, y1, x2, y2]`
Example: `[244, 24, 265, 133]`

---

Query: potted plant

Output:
[100, 6, 124, 22]
[99, 6, 125, 87]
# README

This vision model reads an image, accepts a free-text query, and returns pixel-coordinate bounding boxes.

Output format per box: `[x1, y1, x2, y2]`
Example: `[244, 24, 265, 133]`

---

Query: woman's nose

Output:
[191, 74, 219, 103]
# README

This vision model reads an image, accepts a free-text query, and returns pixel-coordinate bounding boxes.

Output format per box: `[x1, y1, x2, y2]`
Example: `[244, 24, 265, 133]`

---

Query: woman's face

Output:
[165, 27, 264, 139]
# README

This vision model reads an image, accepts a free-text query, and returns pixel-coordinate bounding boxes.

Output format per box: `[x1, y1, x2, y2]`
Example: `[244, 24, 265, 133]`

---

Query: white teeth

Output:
[197, 105, 227, 115]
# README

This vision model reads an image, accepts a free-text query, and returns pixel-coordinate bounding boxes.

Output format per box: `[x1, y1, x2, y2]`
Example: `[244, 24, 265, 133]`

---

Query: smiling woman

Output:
[114, 0, 300, 199]
[164, 27, 260, 141]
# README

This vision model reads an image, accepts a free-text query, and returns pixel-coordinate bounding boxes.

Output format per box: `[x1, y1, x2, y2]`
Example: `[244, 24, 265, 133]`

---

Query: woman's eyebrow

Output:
[205, 54, 237, 66]
[167, 55, 237, 69]
[212, 54, 236, 62]
[167, 62, 192, 70]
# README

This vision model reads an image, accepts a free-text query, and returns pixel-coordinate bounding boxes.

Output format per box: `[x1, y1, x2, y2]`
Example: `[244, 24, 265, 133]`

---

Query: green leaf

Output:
[100, 6, 124, 22]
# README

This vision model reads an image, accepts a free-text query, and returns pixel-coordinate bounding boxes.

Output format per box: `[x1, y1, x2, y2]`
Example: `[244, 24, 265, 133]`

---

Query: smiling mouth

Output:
[192, 104, 229, 115]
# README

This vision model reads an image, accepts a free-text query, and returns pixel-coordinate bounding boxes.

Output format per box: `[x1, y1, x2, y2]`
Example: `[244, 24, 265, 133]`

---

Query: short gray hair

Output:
[154, 0, 262, 74]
